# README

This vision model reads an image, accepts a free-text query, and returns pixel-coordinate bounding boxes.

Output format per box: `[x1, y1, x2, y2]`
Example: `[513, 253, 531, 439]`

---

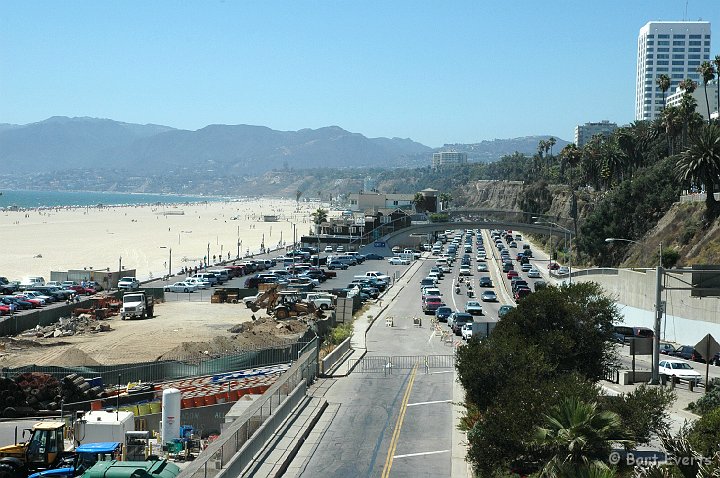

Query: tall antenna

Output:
[684, 0, 688, 21]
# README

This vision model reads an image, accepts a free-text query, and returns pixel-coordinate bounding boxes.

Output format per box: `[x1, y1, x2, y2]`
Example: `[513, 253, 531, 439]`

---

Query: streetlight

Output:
[160, 246, 172, 278]
[534, 219, 573, 283]
[605, 237, 663, 385]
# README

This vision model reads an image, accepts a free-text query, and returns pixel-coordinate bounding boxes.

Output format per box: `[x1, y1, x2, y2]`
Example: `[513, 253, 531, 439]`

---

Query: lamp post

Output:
[605, 237, 663, 385]
[534, 219, 573, 282]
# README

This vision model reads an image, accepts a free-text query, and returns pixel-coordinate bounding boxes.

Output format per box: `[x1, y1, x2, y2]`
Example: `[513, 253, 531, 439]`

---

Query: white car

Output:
[324, 246, 334, 252]
[164, 281, 197, 293]
[477, 264, 489, 272]
[461, 323, 473, 341]
[459, 265, 472, 276]
[428, 271, 442, 282]
[659, 359, 702, 385]
[388, 257, 409, 265]
[527, 268, 541, 278]
[464, 301, 483, 315]
[118, 277, 140, 290]
[558, 266, 570, 275]
[184, 277, 210, 289]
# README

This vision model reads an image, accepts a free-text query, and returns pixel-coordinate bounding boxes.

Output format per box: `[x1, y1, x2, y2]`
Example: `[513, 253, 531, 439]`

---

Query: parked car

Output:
[388, 257, 409, 265]
[164, 281, 197, 293]
[548, 262, 561, 270]
[480, 290, 497, 302]
[364, 253, 384, 260]
[464, 300, 483, 316]
[612, 326, 654, 344]
[659, 359, 702, 385]
[64, 285, 96, 295]
[327, 261, 349, 270]
[117, 277, 140, 290]
[185, 277, 210, 289]
[324, 246, 334, 252]
[672, 345, 705, 363]
[659, 342, 677, 355]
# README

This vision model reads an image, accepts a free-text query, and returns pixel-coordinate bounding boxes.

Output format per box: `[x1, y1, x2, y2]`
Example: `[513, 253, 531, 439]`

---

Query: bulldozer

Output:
[247, 285, 323, 320]
[0, 421, 70, 478]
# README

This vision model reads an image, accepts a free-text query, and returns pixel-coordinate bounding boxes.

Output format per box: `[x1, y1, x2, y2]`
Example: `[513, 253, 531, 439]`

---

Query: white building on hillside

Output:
[432, 151, 467, 169]
[635, 21, 711, 122]
[574, 120, 618, 148]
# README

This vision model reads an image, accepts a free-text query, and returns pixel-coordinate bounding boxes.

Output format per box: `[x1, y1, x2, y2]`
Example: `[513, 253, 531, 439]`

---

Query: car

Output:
[464, 300, 483, 315]
[481, 290, 497, 302]
[451, 313, 474, 335]
[478, 276, 493, 288]
[509, 241, 518, 248]
[164, 281, 197, 293]
[659, 342, 677, 355]
[498, 304, 515, 318]
[117, 277, 140, 290]
[64, 285, 97, 295]
[476, 264, 489, 272]
[422, 297, 444, 314]
[514, 287, 532, 301]
[324, 246, 334, 252]
[511, 279, 529, 293]
[502, 262, 514, 273]
[534, 280, 548, 291]
[520, 263, 532, 272]
[659, 359, 702, 385]
[429, 266, 444, 278]
[459, 265, 472, 276]
[336, 246, 345, 252]
[327, 261, 349, 270]
[388, 257, 410, 265]
[364, 253, 384, 260]
[557, 266, 570, 276]
[548, 262, 561, 270]
[184, 277, 210, 289]
[672, 345, 705, 362]
[45, 281, 63, 287]
[507, 270, 519, 279]
[527, 268, 541, 278]
[435, 306, 453, 322]
[461, 323, 474, 341]
[612, 326, 654, 344]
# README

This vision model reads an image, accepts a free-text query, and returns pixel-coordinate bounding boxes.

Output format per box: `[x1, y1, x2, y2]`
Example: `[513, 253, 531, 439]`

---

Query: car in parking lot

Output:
[464, 300, 483, 315]
[185, 277, 210, 289]
[481, 290, 497, 302]
[527, 268, 541, 278]
[327, 261, 349, 270]
[388, 257, 410, 265]
[364, 253, 384, 260]
[478, 276, 493, 288]
[164, 281, 197, 293]
[659, 359, 702, 385]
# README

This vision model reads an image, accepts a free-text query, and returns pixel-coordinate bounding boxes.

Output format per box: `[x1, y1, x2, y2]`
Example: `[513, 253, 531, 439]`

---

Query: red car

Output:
[65, 285, 96, 295]
[507, 270, 519, 279]
[14, 295, 42, 307]
[0, 304, 10, 315]
[514, 287, 532, 301]
[548, 262, 561, 270]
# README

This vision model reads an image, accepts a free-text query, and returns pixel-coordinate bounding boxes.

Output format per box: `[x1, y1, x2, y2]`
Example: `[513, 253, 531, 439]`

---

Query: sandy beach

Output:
[0, 197, 322, 282]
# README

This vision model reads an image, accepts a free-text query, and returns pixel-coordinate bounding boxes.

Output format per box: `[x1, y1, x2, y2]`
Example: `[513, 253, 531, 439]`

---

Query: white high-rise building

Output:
[635, 21, 711, 122]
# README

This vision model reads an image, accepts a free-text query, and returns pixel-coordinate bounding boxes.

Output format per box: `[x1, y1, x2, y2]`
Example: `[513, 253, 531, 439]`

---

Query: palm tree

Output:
[295, 190, 303, 205]
[534, 397, 629, 477]
[412, 192, 426, 213]
[438, 192, 452, 210]
[697, 61, 716, 125]
[676, 123, 720, 224]
[656, 74, 671, 110]
[310, 208, 328, 233]
[548, 137, 557, 157]
[661, 106, 683, 156]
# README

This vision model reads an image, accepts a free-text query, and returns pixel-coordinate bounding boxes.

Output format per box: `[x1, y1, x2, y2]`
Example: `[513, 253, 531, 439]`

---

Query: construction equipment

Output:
[246, 285, 322, 319]
[27, 442, 124, 478]
[0, 421, 69, 478]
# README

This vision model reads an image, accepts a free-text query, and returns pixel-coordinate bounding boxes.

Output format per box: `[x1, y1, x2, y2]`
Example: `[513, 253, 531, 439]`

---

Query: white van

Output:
[20, 276, 45, 289]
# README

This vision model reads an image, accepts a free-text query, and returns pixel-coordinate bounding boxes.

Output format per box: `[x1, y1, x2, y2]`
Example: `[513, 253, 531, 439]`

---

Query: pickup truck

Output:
[305, 293, 336, 310]
[121, 291, 154, 320]
[117, 277, 140, 290]
[0, 277, 18, 295]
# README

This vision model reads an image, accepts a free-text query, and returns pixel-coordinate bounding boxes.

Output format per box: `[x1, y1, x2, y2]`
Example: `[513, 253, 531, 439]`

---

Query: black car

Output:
[478, 276, 493, 287]
[612, 326, 654, 344]
[672, 345, 705, 363]
[435, 306, 453, 322]
[363, 253, 384, 260]
[451, 313, 474, 335]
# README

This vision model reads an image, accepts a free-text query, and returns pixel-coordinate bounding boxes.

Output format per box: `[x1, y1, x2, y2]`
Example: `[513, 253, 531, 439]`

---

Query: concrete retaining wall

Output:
[574, 269, 720, 345]
[321, 337, 351, 374]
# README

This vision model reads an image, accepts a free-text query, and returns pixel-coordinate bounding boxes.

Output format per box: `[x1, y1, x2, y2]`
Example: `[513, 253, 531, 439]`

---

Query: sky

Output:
[1, 1, 719, 147]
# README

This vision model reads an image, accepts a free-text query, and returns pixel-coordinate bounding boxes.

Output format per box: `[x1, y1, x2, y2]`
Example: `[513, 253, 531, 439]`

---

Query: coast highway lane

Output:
[295, 254, 460, 478]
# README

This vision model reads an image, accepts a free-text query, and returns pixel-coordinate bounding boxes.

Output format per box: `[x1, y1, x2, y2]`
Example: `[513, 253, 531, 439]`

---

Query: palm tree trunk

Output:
[704, 84, 711, 125]
[705, 173, 718, 224]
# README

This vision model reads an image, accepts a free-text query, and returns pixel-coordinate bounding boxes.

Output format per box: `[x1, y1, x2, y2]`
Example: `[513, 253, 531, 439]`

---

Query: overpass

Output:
[378, 220, 574, 249]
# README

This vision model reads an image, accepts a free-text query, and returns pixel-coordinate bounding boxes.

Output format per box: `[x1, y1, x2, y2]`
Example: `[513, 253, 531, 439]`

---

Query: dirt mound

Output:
[157, 317, 309, 361]
[46, 347, 101, 367]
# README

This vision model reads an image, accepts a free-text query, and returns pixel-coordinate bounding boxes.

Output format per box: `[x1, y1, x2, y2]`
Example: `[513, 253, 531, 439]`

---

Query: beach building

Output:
[347, 192, 414, 212]
[574, 120, 618, 148]
[635, 20, 711, 122]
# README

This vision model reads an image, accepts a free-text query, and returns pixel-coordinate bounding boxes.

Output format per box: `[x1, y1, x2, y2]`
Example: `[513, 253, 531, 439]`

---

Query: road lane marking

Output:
[381, 363, 418, 478]
[393, 449, 451, 459]
[406, 399, 452, 407]
[430, 370, 454, 374]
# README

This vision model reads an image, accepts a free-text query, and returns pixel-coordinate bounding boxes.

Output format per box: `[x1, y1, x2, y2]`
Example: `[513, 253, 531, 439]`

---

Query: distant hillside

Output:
[0, 117, 431, 175]
[439, 136, 571, 162]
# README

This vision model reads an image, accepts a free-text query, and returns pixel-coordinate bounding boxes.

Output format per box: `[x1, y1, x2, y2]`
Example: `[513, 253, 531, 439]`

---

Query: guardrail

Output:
[603, 363, 621, 384]
[178, 335, 319, 478]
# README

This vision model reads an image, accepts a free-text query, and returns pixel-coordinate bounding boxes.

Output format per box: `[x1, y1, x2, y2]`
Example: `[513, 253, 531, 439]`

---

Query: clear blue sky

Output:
[1, 1, 718, 147]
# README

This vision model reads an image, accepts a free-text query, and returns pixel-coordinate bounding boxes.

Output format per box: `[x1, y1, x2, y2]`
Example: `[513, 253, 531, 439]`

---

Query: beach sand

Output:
[0, 198, 321, 282]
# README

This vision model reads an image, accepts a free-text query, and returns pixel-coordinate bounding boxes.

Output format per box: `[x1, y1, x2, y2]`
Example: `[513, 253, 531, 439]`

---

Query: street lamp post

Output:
[534, 219, 573, 283]
[605, 237, 663, 385]
[160, 246, 172, 278]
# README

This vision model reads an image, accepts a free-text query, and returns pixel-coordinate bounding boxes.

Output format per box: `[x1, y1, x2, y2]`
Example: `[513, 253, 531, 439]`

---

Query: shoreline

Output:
[1, 198, 323, 282]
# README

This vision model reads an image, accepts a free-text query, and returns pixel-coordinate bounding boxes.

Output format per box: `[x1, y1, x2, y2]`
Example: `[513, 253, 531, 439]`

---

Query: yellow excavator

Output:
[0, 421, 69, 478]
[247, 285, 322, 320]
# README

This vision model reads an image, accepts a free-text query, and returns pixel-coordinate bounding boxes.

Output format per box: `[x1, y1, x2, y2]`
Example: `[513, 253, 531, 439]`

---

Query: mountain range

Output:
[0, 117, 569, 175]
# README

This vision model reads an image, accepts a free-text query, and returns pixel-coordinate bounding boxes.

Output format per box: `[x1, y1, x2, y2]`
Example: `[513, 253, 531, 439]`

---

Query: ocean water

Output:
[0, 189, 221, 208]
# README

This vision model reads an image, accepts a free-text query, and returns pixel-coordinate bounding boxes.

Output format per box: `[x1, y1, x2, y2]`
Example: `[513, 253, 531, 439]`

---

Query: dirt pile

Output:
[22, 315, 112, 339]
[157, 317, 308, 361]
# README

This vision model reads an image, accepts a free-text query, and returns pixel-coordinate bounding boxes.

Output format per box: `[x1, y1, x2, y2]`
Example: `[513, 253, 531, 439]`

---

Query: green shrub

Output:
[328, 323, 353, 345]
[689, 407, 720, 456]
[688, 378, 720, 415]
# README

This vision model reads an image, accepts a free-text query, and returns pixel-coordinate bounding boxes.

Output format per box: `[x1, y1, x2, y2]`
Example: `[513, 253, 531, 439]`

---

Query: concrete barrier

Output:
[320, 337, 351, 375]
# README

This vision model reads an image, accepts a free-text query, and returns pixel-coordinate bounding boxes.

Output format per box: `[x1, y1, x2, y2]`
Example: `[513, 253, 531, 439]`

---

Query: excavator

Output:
[246, 285, 324, 320]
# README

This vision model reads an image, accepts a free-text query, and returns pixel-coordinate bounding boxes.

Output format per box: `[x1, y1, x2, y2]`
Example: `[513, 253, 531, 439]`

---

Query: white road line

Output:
[393, 449, 451, 459]
[407, 399, 452, 407]
[429, 370, 454, 374]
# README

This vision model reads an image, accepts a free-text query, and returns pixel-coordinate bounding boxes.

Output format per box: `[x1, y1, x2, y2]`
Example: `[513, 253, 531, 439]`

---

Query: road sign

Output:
[695, 333, 720, 390]
[374, 241, 386, 248]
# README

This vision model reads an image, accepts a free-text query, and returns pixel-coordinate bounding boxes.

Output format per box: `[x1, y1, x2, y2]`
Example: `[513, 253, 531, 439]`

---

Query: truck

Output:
[305, 292, 336, 310]
[117, 277, 140, 290]
[120, 292, 154, 320]
[0, 277, 18, 295]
